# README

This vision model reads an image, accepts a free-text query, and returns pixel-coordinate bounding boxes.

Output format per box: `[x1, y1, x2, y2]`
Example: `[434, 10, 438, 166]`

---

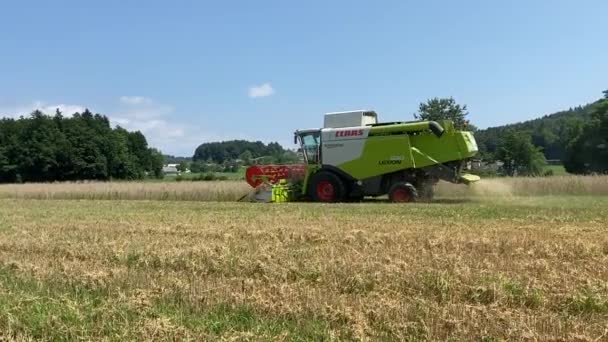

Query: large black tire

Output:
[308, 171, 346, 203]
[388, 182, 418, 203]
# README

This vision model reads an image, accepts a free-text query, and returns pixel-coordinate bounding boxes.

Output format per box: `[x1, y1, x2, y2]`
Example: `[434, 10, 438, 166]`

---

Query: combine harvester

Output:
[243, 110, 480, 203]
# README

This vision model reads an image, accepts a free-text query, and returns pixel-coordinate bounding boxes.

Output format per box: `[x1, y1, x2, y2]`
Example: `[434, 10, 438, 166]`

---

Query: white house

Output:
[162, 164, 179, 174]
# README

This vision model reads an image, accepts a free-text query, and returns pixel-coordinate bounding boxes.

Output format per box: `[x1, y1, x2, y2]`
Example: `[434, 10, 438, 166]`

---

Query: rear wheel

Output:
[388, 182, 418, 203]
[308, 171, 345, 202]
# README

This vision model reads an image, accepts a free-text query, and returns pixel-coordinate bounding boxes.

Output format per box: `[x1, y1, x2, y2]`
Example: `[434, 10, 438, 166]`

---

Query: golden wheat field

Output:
[0, 177, 608, 340]
[0, 175, 607, 201]
[0, 180, 252, 201]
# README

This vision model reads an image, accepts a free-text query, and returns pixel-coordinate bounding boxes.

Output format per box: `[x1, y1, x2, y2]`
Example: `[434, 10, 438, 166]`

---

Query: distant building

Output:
[162, 165, 179, 174]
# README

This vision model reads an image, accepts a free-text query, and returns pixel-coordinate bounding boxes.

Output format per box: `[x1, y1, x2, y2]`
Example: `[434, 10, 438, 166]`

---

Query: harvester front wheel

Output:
[308, 171, 345, 202]
[388, 182, 418, 203]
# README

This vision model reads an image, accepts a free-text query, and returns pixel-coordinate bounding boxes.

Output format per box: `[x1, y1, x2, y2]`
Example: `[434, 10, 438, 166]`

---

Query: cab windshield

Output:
[297, 131, 321, 164]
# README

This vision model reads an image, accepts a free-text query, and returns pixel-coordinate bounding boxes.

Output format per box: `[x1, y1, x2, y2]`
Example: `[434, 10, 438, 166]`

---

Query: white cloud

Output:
[111, 96, 231, 155]
[111, 97, 188, 153]
[248, 83, 275, 98]
[119, 96, 152, 105]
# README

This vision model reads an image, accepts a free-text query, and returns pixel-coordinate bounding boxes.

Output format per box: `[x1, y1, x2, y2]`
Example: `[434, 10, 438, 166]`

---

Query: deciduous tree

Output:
[564, 98, 608, 174]
[414, 97, 474, 130]
[495, 130, 546, 176]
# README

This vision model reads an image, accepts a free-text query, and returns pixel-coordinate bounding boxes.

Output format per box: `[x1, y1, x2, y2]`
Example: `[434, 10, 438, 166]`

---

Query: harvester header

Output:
[243, 110, 479, 203]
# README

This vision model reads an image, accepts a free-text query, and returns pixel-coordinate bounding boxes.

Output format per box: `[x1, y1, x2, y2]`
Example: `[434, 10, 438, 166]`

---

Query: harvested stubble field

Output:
[0, 177, 607, 340]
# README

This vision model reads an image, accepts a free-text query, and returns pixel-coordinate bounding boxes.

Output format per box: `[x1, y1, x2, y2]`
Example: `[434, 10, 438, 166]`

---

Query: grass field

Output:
[544, 164, 568, 176]
[1, 179, 608, 340]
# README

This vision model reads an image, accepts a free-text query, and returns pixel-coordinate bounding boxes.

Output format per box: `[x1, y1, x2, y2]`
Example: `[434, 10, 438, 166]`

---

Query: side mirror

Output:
[294, 134, 298, 145]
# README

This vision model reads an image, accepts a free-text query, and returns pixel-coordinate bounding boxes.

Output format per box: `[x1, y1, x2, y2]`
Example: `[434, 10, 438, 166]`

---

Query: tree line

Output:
[414, 90, 608, 176]
[193, 140, 298, 165]
[0, 109, 164, 183]
[474, 105, 590, 161]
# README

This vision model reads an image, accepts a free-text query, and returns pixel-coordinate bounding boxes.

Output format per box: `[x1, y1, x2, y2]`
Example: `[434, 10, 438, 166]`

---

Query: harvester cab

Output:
[244, 110, 480, 203]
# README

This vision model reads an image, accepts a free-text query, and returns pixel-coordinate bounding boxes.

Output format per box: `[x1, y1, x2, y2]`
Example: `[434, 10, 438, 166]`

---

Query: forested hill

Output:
[474, 102, 595, 160]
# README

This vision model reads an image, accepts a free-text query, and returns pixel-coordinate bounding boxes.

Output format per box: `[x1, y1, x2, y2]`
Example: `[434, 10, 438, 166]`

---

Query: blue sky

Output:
[1, 0, 606, 156]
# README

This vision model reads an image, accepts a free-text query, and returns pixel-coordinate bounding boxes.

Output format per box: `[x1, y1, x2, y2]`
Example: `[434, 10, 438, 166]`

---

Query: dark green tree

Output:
[0, 109, 164, 183]
[107, 127, 139, 180]
[564, 98, 608, 174]
[0, 119, 22, 182]
[147, 148, 165, 178]
[414, 97, 474, 130]
[189, 160, 204, 173]
[126, 131, 151, 177]
[239, 150, 253, 165]
[176, 161, 189, 172]
[495, 130, 546, 176]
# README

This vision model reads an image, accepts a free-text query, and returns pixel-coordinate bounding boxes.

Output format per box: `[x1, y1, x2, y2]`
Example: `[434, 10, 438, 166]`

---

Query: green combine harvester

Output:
[244, 110, 480, 203]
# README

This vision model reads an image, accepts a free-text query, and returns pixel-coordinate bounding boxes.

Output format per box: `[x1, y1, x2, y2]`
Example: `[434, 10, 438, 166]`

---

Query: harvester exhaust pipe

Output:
[428, 121, 444, 138]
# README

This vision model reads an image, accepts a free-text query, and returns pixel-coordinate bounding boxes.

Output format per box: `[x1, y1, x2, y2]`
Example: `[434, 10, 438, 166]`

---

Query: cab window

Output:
[299, 132, 321, 164]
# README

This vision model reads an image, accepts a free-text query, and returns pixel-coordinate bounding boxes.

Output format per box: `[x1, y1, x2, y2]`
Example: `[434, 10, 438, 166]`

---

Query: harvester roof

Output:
[323, 110, 378, 128]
